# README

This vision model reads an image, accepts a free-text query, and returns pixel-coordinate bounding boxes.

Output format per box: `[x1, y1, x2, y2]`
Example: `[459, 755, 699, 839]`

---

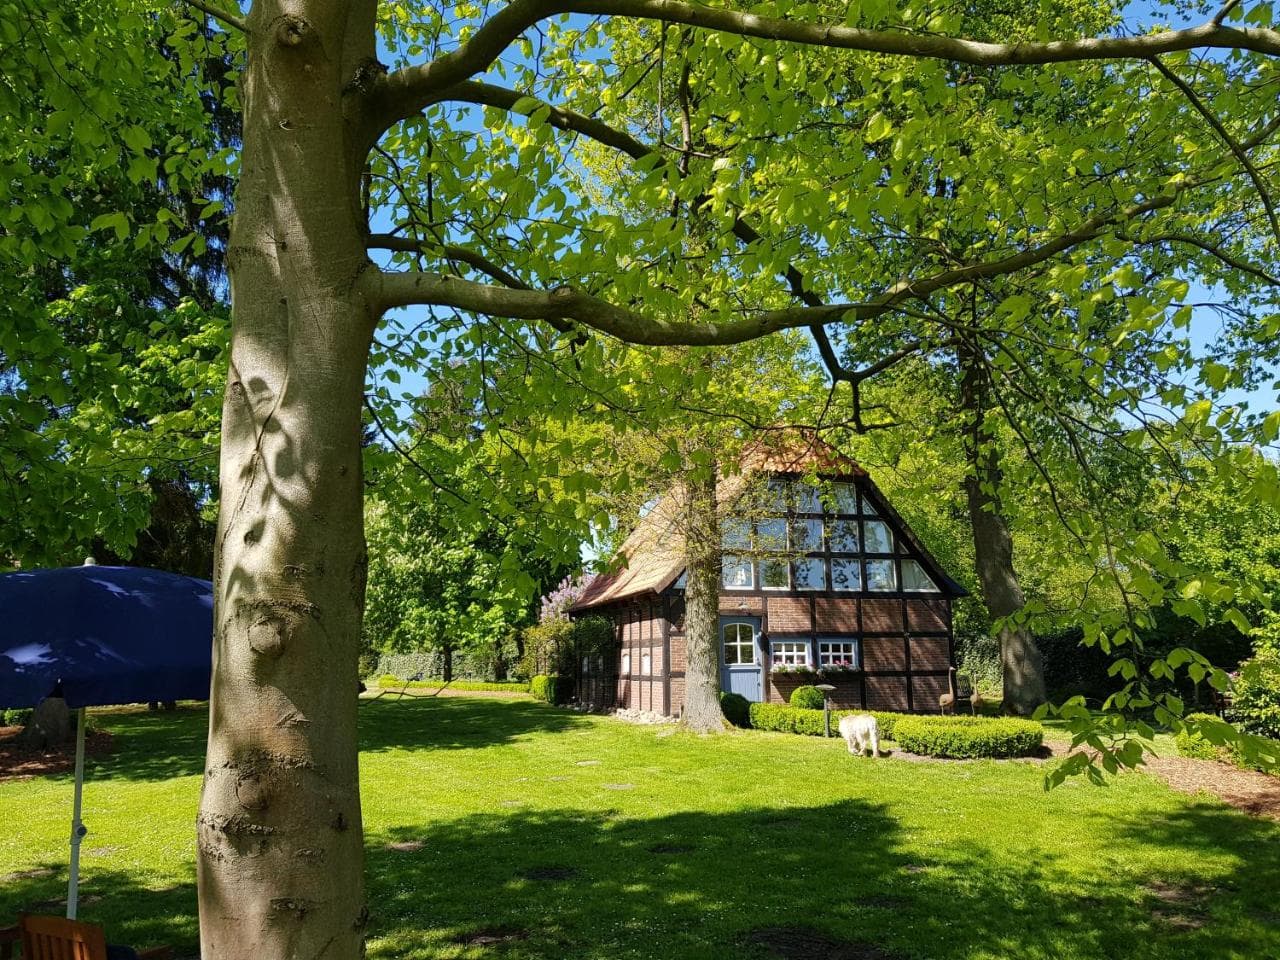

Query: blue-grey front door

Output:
[720, 616, 763, 701]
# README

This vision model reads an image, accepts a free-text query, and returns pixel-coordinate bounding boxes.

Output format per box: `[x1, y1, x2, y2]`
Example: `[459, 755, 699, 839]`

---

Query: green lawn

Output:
[2, 698, 1278, 959]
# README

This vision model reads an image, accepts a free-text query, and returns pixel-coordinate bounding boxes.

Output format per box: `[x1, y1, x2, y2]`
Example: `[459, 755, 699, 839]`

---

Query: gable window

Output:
[867, 559, 897, 591]
[765, 478, 791, 511]
[827, 482, 858, 515]
[795, 558, 825, 590]
[819, 639, 860, 670]
[756, 517, 787, 551]
[861, 494, 879, 516]
[791, 518, 823, 552]
[721, 518, 751, 550]
[831, 558, 861, 591]
[901, 559, 939, 592]
[722, 555, 754, 590]
[760, 557, 790, 590]
[722, 623, 756, 664]
[771, 641, 810, 667]
[864, 520, 893, 553]
[794, 482, 822, 513]
[829, 519, 859, 553]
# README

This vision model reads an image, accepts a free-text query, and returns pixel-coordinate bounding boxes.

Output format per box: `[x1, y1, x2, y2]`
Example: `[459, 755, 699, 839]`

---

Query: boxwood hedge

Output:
[892, 715, 1044, 759]
[788, 686, 826, 710]
[377, 675, 530, 694]
[747, 703, 902, 740]
[720, 692, 751, 728]
[530, 674, 574, 705]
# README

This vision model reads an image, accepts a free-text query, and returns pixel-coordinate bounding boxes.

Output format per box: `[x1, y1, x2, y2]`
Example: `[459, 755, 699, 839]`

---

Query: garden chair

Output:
[3, 915, 172, 960]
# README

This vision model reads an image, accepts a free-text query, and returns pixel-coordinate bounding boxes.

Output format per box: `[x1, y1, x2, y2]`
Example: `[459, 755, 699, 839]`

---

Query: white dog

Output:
[838, 714, 880, 758]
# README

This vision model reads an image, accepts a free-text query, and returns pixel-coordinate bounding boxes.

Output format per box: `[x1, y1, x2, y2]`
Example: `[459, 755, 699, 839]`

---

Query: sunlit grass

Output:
[2, 698, 1277, 959]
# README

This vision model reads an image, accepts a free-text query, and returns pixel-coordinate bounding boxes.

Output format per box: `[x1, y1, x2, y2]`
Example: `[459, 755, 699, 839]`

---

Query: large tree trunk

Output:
[681, 462, 726, 733]
[959, 342, 1046, 715]
[16, 697, 71, 749]
[197, 3, 378, 956]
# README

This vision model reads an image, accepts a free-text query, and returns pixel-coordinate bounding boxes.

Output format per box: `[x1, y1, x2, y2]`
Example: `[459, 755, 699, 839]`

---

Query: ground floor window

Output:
[621, 653, 631, 674]
[771, 641, 810, 668]
[641, 652, 652, 675]
[818, 639, 860, 670]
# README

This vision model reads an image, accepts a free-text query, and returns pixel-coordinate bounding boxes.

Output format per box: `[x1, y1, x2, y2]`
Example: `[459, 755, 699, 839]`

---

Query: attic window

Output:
[831, 558, 861, 591]
[720, 518, 751, 550]
[901, 559, 938, 592]
[794, 482, 822, 513]
[790, 518, 823, 552]
[722, 555, 754, 590]
[795, 558, 825, 590]
[866, 559, 897, 591]
[829, 519, 859, 553]
[756, 518, 787, 551]
[828, 483, 858, 514]
[864, 520, 893, 554]
[760, 557, 790, 590]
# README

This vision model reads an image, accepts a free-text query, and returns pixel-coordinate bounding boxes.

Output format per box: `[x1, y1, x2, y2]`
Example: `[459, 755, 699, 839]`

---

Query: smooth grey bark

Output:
[681, 464, 726, 733]
[959, 343, 1046, 716]
[196, 2, 378, 956]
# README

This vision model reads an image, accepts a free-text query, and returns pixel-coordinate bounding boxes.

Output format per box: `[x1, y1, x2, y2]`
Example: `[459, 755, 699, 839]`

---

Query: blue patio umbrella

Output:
[0, 563, 213, 919]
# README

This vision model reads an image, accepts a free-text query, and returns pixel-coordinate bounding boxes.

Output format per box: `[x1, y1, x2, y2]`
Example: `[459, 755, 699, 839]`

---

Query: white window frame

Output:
[901, 559, 939, 593]
[794, 557, 826, 590]
[722, 622, 757, 665]
[828, 519, 859, 553]
[831, 558, 861, 592]
[864, 520, 894, 554]
[759, 556, 791, 591]
[819, 639, 860, 670]
[829, 482, 858, 515]
[866, 558, 897, 592]
[771, 641, 811, 668]
[755, 517, 788, 552]
[791, 518, 824, 552]
[721, 554, 754, 590]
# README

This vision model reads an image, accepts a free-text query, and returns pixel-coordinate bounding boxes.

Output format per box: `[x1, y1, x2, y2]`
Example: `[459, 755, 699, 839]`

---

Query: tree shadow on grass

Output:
[358, 696, 590, 754]
[364, 799, 1280, 960]
[0, 864, 197, 957]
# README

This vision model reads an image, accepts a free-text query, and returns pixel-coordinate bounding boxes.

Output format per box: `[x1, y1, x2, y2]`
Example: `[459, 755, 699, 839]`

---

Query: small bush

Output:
[747, 703, 902, 741]
[1176, 712, 1229, 761]
[1229, 655, 1280, 739]
[720, 692, 751, 728]
[379, 673, 402, 687]
[893, 715, 1043, 759]
[2, 707, 33, 727]
[1176, 712, 1280, 773]
[789, 686, 826, 710]
[530, 675, 574, 705]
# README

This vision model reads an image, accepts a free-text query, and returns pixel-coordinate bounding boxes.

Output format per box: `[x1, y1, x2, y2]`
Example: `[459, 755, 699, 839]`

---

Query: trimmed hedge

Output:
[789, 686, 826, 710]
[893, 715, 1044, 759]
[720, 692, 751, 728]
[530, 674, 574, 705]
[376, 675, 530, 693]
[2, 708, 33, 727]
[747, 703, 902, 740]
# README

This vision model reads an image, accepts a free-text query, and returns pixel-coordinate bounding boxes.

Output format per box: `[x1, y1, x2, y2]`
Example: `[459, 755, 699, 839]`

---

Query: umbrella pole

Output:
[67, 707, 87, 920]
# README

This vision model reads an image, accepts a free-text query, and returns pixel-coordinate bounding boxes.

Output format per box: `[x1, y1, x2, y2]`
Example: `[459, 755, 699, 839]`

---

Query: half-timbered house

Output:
[569, 436, 967, 716]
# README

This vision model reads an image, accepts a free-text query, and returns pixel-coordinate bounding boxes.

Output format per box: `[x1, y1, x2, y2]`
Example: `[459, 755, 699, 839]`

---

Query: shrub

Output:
[720, 692, 751, 728]
[379, 673, 402, 687]
[789, 686, 826, 710]
[1229, 655, 1280, 739]
[1175, 712, 1280, 773]
[747, 703, 902, 741]
[530, 675, 574, 705]
[893, 715, 1043, 759]
[2, 708, 33, 727]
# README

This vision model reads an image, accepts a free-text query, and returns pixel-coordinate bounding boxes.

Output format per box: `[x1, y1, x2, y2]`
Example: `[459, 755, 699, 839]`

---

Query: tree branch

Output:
[367, 2, 1280, 134]
[1117, 230, 1280, 285]
[1148, 55, 1280, 245]
[181, 0, 249, 33]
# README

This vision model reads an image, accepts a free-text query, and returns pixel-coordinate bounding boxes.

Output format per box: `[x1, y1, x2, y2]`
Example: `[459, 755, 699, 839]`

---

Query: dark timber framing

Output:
[571, 450, 966, 717]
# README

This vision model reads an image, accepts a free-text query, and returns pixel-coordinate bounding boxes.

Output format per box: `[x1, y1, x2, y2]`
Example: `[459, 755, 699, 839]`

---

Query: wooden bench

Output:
[1, 916, 172, 960]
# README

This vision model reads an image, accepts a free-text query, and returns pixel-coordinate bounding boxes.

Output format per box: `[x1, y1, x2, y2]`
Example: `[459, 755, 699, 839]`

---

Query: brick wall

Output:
[767, 597, 812, 632]
[815, 598, 858, 632]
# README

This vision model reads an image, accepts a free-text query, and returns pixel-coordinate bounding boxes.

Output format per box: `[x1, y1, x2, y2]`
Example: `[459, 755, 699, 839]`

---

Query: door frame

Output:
[719, 615, 764, 702]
